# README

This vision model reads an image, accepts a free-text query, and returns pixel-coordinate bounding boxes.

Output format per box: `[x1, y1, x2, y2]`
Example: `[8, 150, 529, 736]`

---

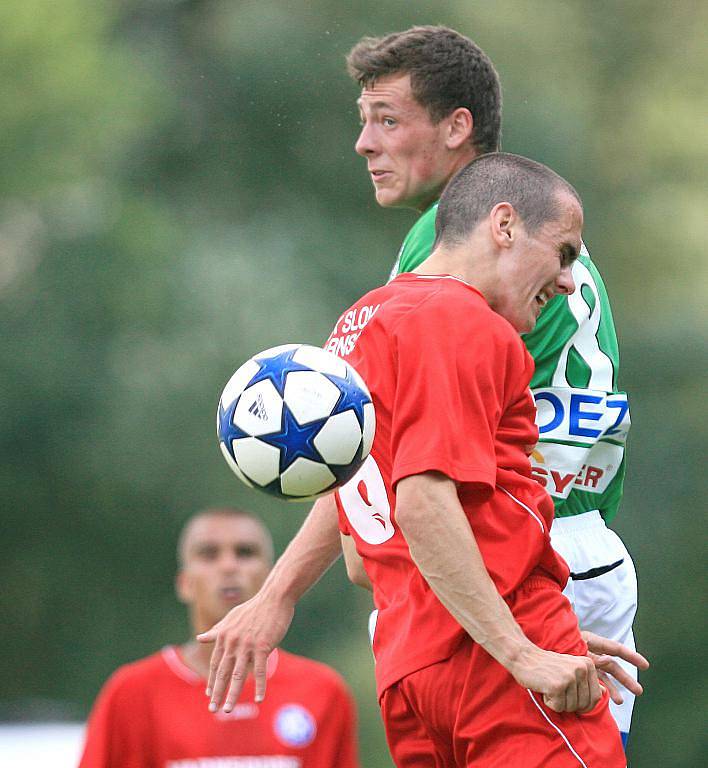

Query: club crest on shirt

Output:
[273, 704, 316, 748]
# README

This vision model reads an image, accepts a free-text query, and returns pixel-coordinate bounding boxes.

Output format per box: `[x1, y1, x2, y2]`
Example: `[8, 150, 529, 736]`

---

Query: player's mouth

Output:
[220, 587, 243, 601]
[370, 169, 392, 183]
[534, 290, 551, 312]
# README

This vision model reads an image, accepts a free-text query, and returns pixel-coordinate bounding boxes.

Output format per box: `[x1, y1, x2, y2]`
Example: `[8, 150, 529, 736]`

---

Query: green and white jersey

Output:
[391, 203, 630, 523]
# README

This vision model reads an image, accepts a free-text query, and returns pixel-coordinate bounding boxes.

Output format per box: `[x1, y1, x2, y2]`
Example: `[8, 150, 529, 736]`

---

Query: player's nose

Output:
[556, 265, 575, 295]
[355, 123, 378, 156]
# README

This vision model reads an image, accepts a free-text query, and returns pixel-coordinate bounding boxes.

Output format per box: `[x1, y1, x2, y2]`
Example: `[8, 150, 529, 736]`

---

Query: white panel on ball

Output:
[313, 410, 362, 465]
[233, 380, 284, 436]
[362, 402, 376, 458]
[283, 371, 340, 425]
[219, 442, 254, 487]
[280, 458, 336, 497]
[293, 345, 347, 377]
[220, 359, 261, 409]
[233, 438, 281, 486]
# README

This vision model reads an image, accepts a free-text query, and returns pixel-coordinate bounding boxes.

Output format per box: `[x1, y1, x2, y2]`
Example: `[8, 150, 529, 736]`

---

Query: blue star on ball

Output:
[324, 367, 371, 427]
[259, 405, 328, 473]
[246, 348, 312, 397]
[217, 398, 249, 457]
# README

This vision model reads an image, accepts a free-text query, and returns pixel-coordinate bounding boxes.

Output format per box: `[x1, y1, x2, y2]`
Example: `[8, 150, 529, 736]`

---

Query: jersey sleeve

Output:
[394, 204, 438, 275]
[390, 292, 512, 494]
[79, 668, 151, 768]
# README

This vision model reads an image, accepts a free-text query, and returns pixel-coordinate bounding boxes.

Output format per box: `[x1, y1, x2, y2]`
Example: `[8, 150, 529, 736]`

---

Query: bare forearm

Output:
[341, 532, 373, 591]
[262, 493, 343, 603]
[396, 474, 533, 669]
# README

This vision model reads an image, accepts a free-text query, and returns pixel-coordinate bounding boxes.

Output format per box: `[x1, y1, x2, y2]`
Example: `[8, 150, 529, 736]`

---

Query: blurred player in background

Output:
[347, 25, 641, 745]
[79, 507, 359, 768]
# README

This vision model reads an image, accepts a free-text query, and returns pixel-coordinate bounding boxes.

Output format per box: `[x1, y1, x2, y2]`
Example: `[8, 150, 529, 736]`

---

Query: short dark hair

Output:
[177, 507, 274, 567]
[346, 26, 502, 155]
[435, 152, 581, 246]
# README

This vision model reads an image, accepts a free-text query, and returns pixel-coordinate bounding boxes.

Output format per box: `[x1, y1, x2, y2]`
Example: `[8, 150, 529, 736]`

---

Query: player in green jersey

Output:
[350, 26, 638, 743]
[199, 28, 648, 751]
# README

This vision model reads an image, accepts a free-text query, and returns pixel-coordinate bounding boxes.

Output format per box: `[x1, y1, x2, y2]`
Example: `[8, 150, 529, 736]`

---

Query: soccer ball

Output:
[217, 344, 376, 500]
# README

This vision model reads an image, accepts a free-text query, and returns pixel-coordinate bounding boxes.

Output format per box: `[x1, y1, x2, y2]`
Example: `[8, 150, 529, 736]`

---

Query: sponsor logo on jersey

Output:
[214, 702, 259, 721]
[325, 304, 380, 357]
[273, 704, 316, 748]
[533, 387, 630, 443]
[531, 441, 624, 498]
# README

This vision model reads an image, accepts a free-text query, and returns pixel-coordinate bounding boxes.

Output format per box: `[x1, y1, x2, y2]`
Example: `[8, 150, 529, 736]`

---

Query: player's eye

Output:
[196, 546, 219, 561]
[235, 545, 258, 559]
[382, 117, 396, 127]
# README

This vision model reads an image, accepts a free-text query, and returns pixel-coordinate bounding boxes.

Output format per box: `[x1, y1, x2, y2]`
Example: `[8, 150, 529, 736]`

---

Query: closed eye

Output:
[560, 243, 578, 267]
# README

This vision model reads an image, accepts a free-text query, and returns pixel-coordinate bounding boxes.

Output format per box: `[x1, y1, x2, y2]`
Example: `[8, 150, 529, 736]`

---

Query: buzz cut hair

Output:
[176, 507, 275, 567]
[346, 25, 502, 155]
[434, 152, 582, 248]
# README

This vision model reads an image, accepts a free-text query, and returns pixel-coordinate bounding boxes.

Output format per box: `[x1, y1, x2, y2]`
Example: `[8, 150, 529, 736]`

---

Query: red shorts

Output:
[380, 577, 626, 767]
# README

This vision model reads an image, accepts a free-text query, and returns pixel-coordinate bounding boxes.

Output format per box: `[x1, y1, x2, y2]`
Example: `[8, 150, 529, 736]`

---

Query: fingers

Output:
[206, 637, 225, 700]
[221, 650, 252, 713]
[589, 652, 644, 697]
[545, 659, 600, 713]
[197, 628, 217, 644]
[597, 670, 623, 705]
[207, 642, 235, 712]
[604, 661, 644, 697]
[543, 691, 566, 712]
[582, 631, 650, 670]
[578, 663, 602, 713]
[586, 663, 602, 711]
[252, 650, 269, 703]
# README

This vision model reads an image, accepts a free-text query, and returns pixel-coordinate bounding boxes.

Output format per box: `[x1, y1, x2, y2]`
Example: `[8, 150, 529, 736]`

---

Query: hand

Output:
[509, 644, 603, 713]
[581, 630, 650, 705]
[197, 590, 295, 712]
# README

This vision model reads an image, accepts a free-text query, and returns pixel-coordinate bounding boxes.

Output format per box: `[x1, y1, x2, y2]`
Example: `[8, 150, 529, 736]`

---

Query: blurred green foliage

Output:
[1, 1, 706, 765]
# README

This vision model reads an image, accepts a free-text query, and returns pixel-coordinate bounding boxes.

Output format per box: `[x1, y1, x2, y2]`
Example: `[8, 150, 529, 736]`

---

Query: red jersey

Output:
[330, 274, 570, 696]
[79, 647, 359, 768]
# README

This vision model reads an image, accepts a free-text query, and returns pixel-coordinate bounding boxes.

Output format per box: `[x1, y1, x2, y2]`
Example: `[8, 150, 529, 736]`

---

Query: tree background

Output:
[1, 1, 705, 765]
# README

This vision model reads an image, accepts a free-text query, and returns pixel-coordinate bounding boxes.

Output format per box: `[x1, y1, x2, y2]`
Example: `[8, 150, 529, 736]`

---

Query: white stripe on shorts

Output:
[526, 689, 590, 767]
[498, 485, 546, 534]
[525, 690, 626, 767]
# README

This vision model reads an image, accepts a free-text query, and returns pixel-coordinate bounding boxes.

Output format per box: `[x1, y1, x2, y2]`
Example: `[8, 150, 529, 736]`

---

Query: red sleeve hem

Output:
[391, 459, 495, 493]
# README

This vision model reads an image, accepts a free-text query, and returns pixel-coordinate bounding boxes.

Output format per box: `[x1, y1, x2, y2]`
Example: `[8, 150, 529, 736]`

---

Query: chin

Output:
[375, 190, 404, 208]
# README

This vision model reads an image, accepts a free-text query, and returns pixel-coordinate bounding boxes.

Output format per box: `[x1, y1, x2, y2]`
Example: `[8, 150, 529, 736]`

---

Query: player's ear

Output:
[445, 108, 473, 150]
[176, 570, 192, 604]
[489, 202, 517, 248]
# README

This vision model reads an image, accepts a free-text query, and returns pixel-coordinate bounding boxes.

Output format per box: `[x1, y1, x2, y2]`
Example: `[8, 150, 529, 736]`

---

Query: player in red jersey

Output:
[79, 507, 359, 768]
[328, 153, 624, 766]
[203, 153, 627, 767]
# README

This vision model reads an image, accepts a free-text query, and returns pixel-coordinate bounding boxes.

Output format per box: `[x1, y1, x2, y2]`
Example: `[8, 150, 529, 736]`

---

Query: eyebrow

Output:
[356, 98, 396, 111]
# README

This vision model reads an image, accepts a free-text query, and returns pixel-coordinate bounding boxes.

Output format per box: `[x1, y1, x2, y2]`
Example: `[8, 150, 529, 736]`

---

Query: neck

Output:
[413, 242, 496, 300]
[179, 639, 213, 679]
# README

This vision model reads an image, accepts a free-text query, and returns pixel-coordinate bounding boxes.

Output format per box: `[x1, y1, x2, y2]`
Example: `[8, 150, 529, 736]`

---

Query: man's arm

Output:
[340, 532, 372, 591]
[197, 493, 342, 711]
[396, 472, 602, 714]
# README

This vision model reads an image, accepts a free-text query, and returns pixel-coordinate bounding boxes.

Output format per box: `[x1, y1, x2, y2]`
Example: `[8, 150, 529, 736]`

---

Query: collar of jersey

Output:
[398, 272, 486, 300]
[163, 645, 280, 684]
